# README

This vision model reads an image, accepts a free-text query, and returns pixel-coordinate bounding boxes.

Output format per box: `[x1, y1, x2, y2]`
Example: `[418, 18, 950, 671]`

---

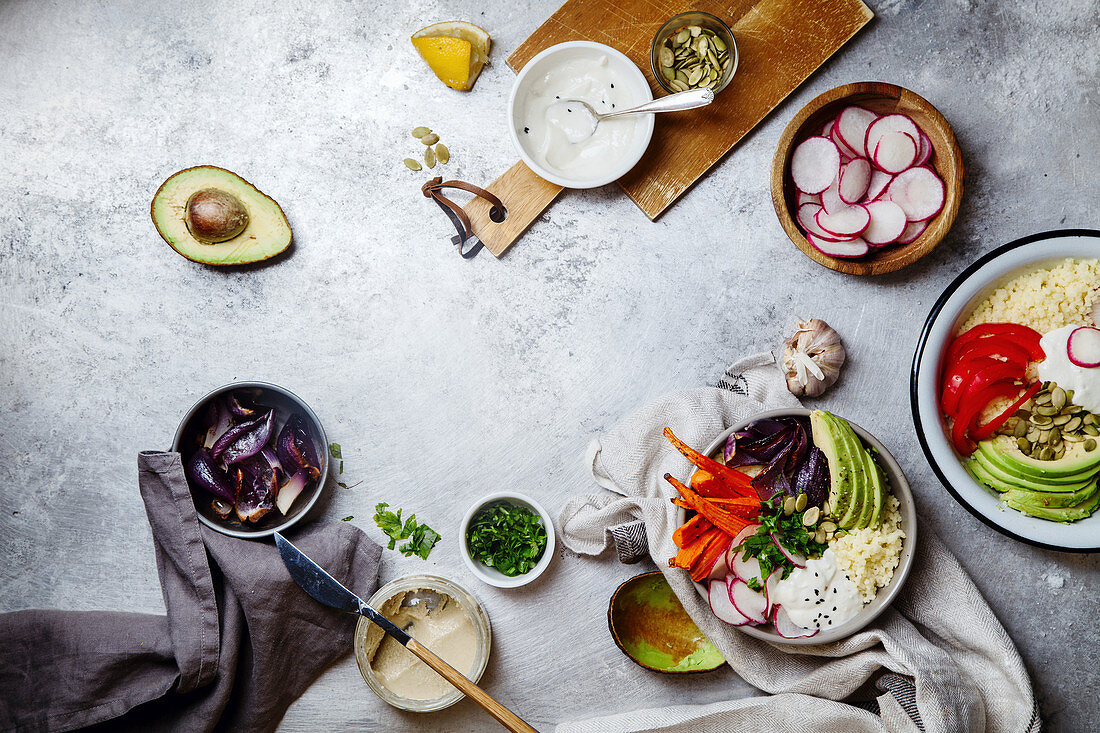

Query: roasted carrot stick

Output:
[673, 513, 711, 547]
[665, 474, 753, 537]
[690, 531, 732, 582]
[670, 526, 723, 569]
[666, 428, 757, 497]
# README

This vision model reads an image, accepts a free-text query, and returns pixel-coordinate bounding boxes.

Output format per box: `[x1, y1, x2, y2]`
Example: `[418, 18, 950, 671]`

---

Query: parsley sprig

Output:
[466, 501, 547, 577]
[373, 502, 441, 560]
[733, 498, 827, 584]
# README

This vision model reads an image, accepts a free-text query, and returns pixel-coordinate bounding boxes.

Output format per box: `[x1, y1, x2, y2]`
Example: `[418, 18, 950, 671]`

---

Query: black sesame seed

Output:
[567, 108, 572, 112]
[610, 83, 615, 88]
[828, 619, 833, 625]
[832, 606, 837, 611]
[833, 588, 837, 594]
[611, 103, 615, 108]
[805, 598, 810, 602]
[555, 95, 560, 99]
[523, 127, 530, 134]
[814, 589, 819, 595]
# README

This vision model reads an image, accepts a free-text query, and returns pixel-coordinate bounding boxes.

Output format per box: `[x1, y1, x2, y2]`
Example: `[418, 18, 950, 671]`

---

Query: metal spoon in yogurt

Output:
[546, 87, 715, 144]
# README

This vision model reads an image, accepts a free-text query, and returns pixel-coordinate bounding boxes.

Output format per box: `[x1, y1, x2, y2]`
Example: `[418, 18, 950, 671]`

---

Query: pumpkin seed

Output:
[1039, 428, 1052, 443]
[802, 506, 821, 526]
[411, 126, 432, 138]
[1030, 414, 1052, 427]
[1064, 432, 1083, 443]
[1065, 389, 1075, 403]
[675, 69, 688, 83]
[688, 24, 702, 36]
[1055, 445, 1065, 459]
[822, 501, 831, 516]
[1086, 424, 1099, 436]
[815, 528, 827, 544]
[661, 65, 676, 81]
[669, 78, 688, 92]
[1064, 415, 1083, 432]
[783, 496, 796, 515]
[1014, 420, 1029, 437]
[795, 493, 808, 512]
[697, 36, 709, 55]
[1034, 392, 1052, 405]
[712, 36, 727, 52]
[435, 143, 449, 164]
[403, 158, 422, 171]
[687, 67, 703, 85]
[820, 521, 837, 533]
[420, 133, 440, 146]
[1035, 404, 1059, 417]
[1051, 386, 1067, 411]
[1052, 413, 1071, 426]
[424, 146, 436, 168]
[1086, 438, 1097, 451]
[1085, 413, 1097, 426]
[1031, 445, 1044, 459]
[1039, 446, 1054, 461]
[1017, 437, 1031, 453]
[659, 46, 674, 67]
[675, 29, 690, 44]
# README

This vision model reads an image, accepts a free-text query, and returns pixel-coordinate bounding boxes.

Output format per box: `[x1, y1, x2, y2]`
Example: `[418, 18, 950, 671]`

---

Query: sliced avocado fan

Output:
[151, 166, 292, 265]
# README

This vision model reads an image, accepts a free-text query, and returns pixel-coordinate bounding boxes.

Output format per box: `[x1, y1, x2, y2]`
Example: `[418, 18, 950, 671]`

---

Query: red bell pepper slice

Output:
[941, 356, 1005, 416]
[970, 382, 1042, 441]
[951, 337, 1032, 370]
[945, 323, 1044, 364]
[951, 379, 1024, 455]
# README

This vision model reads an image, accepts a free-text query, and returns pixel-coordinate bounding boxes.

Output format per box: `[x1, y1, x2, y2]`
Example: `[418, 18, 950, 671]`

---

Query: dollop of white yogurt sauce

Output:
[1037, 325, 1100, 414]
[770, 548, 862, 631]
[519, 53, 639, 180]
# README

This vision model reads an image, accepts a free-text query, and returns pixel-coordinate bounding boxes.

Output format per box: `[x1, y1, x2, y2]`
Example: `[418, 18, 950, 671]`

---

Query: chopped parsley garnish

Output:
[732, 498, 828, 582]
[466, 501, 547, 577]
[373, 502, 441, 559]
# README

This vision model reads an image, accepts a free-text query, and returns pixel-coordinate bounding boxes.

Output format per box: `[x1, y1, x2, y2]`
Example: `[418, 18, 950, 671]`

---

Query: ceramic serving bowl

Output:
[681, 408, 917, 644]
[459, 491, 556, 588]
[911, 229, 1100, 552]
[508, 41, 655, 189]
[353, 574, 491, 712]
[649, 11, 738, 96]
[608, 571, 725, 673]
[771, 81, 963, 276]
[171, 381, 329, 539]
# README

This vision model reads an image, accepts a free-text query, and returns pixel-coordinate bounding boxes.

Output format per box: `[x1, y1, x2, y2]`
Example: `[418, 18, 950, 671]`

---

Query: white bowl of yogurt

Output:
[509, 41, 655, 189]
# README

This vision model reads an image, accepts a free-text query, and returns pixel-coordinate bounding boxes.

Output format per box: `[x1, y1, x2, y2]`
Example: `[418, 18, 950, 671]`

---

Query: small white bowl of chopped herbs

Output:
[460, 492, 555, 588]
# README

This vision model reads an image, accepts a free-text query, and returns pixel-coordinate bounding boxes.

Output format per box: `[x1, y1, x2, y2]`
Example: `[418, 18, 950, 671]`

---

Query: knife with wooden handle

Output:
[274, 532, 538, 733]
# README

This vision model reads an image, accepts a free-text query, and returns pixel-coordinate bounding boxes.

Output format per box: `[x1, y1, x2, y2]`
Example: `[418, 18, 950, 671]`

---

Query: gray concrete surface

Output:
[1, 0, 1097, 730]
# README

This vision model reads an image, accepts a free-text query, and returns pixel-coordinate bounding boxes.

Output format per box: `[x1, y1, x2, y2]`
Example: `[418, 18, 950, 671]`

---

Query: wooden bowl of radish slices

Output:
[771, 82, 963, 276]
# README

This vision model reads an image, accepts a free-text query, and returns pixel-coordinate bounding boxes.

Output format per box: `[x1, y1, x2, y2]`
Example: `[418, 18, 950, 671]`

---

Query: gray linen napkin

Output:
[0, 451, 381, 733]
[558, 354, 1039, 733]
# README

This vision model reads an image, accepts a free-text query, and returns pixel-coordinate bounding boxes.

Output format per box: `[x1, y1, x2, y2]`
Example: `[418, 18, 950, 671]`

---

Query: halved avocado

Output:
[151, 166, 292, 265]
[978, 436, 1100, 480]
[810, 411, 853, 525]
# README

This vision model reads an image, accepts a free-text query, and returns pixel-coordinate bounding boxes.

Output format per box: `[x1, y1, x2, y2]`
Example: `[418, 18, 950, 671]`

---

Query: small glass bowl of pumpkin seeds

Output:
[650, 11, 738, 96]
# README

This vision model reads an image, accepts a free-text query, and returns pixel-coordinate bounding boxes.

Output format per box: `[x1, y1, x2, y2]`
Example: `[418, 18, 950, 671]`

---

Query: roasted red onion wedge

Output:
[185, 447, 235, 503]
[215, 410, 276, 465]
[276, 468, 310, 515]
[235, 459, 277, 523]
[276, 415, 321, 480]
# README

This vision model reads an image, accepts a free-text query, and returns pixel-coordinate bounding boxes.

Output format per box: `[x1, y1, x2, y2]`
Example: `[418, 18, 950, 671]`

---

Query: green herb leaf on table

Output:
[373, 502, 441, 559]
[342, 516, 354, 522]
[466, 501, 547, 577]
[329, 443, 342, 459]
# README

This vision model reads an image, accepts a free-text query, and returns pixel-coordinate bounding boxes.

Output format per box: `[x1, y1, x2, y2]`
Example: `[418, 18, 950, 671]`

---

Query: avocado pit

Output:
[185, 188, 250, 243]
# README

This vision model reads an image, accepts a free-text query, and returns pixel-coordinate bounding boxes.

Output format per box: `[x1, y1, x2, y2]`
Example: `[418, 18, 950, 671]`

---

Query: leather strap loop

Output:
[421, 177, 506, 259]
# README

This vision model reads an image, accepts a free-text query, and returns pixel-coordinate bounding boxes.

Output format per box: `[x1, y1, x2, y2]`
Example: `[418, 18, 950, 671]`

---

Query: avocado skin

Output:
[151, 166, 292, 266]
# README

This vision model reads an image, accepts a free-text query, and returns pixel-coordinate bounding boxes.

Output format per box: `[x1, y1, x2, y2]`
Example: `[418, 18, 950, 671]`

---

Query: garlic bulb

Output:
[782, 318, 846, 398]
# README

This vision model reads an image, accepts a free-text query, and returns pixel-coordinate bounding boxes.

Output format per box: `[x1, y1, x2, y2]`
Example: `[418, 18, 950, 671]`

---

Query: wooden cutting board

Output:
[465, 0, 873, 256]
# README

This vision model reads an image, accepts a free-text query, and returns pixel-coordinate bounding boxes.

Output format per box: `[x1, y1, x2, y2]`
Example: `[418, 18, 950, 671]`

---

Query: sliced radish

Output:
[798, 203, 852, 242]
[821, 119, 835, 138]
[864, 113, 921, 159]
[886, 166, 945, 221]
[791, 136, 840, 194]
[797, 190, 822, 207]
[772, 605, 819, 639]
[896, 218, 929, 244]
[729, 579, 768, 624]
[706, 538, 733, 581]
[872, 131, 919, 173]
[763, 569, 782, 620]
[838, 158, 872, 203]
[821, 176, 845, 215]
[914, 130, 932, 166]
[816, 205, 870, 237]
[730, 548, 763, 585]
[863, 169, 894, 202]
[709, 577, 752, 625]
[768, 531, 807, 568]
[1067, 326, 1100, 367]
[835, 106, 878, 156]
[862, 200, 908, 245]
[830, 126, 862, 160]
[807, 233, 870, 259]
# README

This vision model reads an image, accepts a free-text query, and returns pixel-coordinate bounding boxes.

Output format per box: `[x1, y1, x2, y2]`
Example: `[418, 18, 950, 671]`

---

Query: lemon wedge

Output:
[411, 21, 491, 91]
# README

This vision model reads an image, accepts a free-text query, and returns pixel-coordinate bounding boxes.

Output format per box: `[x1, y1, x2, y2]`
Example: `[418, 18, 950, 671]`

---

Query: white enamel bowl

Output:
[683, 408, 917, 645]
[911, 229, 1100, 552]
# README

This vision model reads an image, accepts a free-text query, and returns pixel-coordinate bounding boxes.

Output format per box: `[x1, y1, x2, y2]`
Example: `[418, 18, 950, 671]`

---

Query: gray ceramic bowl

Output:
[682, 407, 917, 645]
[172, 381, 329, 539]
